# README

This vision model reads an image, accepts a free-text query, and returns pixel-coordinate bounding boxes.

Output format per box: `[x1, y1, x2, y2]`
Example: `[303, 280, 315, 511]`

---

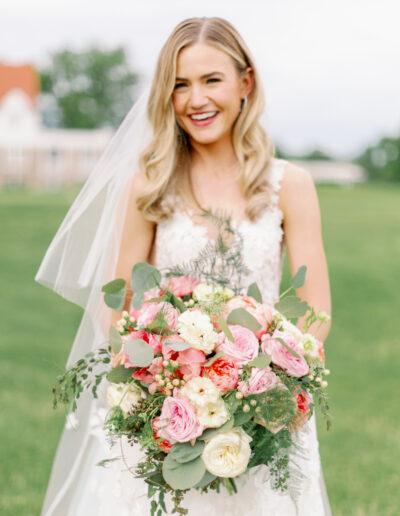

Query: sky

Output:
[1, 0, 399, 159]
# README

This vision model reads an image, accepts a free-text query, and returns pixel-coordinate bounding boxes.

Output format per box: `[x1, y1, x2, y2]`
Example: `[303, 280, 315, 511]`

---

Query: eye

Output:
[207, 77, 220, 84]
[174, 82, 187, 90]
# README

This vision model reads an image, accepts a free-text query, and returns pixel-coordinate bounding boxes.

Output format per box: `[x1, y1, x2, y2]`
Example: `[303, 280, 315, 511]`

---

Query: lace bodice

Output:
[152, 158, 287, 305]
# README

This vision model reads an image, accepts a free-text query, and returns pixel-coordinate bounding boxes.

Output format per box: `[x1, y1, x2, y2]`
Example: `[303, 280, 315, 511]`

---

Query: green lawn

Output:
[0, 183, 399, 515]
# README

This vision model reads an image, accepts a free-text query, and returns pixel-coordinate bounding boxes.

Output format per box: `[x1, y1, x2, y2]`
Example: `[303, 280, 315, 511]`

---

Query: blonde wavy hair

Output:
[137, 16, 276, 222]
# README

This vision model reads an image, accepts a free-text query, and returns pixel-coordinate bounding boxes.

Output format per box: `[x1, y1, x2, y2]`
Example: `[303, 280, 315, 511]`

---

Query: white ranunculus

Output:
[280, 317, 303, 342]
[201, 428, 252, 477]
[181, 377, 220, 408]
[196, 399, 229, 428]
[193, 283, 234, 304]
[300, 333, 319, 358]
[177, 310, 218, 354]
[106, 382, 142, 417]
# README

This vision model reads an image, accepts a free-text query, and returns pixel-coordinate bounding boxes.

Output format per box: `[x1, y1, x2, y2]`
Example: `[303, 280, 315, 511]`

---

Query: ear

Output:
[240, 67, 254, 98]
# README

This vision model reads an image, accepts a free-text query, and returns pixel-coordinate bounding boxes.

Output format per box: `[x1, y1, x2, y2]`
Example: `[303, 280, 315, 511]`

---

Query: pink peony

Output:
[152, 417, 173, 452]
[217, 325, 259, 366]
[128, 287, 164, 321]
[238, 367, 279, 395]
[203, 357, 239, 393]
[178, 348, 207, 381]
[157, 389, 203, 443]
[288, 388, 312, 432]
[225, 296, 274, 339]
[261, 330, 309, 377]
[163, 275, 199, 297]
[136, 302, 179, 331]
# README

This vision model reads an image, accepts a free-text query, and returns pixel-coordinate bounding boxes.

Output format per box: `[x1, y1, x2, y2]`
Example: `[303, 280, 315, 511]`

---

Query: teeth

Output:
[190, 112, 217, 121]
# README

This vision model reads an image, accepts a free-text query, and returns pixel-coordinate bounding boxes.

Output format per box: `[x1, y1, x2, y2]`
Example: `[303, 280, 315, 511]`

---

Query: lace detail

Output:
[67, 157, 329, 515]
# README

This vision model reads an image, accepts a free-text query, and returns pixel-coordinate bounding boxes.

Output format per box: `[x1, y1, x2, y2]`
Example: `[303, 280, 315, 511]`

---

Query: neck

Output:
[189, 134, 239, 180]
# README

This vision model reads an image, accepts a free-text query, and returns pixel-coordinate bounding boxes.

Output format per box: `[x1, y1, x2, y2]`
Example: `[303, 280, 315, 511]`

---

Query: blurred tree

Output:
[354, 136, 400, 182]
[275, 146, 334, 161]
[39, 46, 138, 129]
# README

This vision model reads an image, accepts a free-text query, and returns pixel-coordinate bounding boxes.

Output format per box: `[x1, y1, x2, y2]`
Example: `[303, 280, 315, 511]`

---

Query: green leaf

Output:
[275, 296, 308, 319]
[104, 290, 126, 311]
[247, 354, 271, 368]
[106, 365, 134, 383]
[146, 312, 169, 333]
[162, 454, 206, 490]
[198, 418, 234, 441]
[124, 338, 154, 367]
[170, 441, 205, 463]
[131, 263, 161, 309]
[234, 409, 253, 426]
[217, 316, 234, 342]
[194, 470, 217, 489]
[109, 326, 123, 354]
[167, 292, 188, 313]
[227, 308, 262, 331]
[276, 337, 301, 359]
[102, 278, 126, 293]
[247, 282, 262, 303]
[164, 340, 191, 351]
[203, 351, 224, 368]
[291, 265, 307, 289]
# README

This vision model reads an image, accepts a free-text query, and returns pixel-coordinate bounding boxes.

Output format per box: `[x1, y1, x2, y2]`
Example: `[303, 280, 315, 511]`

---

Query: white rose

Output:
[181, 377, 220, 408]
[193, 283, 234, 304]
[177, 310, 218, 354]
[300, 333, 319, 358]
[106, 382, 142, 417]
[280, 318, 303, 343]
[201, 428, 252, 477]
[196, 399, 229, 428]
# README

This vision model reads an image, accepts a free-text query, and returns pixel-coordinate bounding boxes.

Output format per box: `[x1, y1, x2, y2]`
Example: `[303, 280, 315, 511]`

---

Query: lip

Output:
[187, 111, 219, 127]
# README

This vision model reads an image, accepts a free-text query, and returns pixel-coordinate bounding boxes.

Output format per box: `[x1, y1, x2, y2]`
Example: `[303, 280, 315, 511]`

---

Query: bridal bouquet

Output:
[53, 215, 331, 515]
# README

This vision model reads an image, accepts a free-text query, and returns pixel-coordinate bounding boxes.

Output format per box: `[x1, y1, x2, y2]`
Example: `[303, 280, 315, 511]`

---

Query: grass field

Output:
[0, 182, 399, 515]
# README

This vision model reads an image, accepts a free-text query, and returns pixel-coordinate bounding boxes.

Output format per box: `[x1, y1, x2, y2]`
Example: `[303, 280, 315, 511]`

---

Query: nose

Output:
[189, 84, 208, 110]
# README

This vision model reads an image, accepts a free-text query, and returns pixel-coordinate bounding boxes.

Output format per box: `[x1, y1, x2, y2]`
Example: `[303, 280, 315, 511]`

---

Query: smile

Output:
[188, 111, 219, 126]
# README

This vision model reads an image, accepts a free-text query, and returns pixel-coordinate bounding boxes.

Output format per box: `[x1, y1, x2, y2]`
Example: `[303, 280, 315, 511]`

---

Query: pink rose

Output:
[163, 275, 199, 297]
[128, 287, 164, 321]
[238, 367, 279, 395]
[157, 389, 203, 443]
[178, 348, 206, 381]
[152, 417, 173, 452]
[225, 296, 274, 339]
[217, 325, 259, 366]
[203, 357, 239, 393]
[288, 387, 312, 432]
[261, 330, 309, 377]
[161, 333, 183, 361]
[136, 302, 179, 331]
[123, 330, 162, 361]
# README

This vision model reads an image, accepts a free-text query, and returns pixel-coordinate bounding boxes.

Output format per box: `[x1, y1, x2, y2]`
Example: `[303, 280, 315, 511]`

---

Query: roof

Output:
[0, 63, 40, 103]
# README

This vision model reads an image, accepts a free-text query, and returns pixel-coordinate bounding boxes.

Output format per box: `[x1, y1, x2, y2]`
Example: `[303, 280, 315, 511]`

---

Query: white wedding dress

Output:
[42, 158, 331, 515]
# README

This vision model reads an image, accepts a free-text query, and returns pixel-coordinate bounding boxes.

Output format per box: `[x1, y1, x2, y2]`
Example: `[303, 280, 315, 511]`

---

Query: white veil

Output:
[36, 85, 153, 514]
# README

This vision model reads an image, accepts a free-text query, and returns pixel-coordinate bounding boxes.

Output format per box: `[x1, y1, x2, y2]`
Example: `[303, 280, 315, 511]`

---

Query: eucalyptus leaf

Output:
[104, 290, 126, 311]
[102, 278, 126, 293]
[291, 265, 307, 289]
[168, 292, 188, 313]
[131, 263, 161, 309]
[162, 454, 206, 490]
[132, 291, 144, 310]
[247, 282, 262, 303]
[194, 470, 217, 489]
[198, 418, 234, 441]
[170, 441, 205, 463]
[146, 311, 169, 333]
[234, 409, 253, 426]
[203, 350, 224, 368]
[124, 338, 154, 367]
[164, 340, 191, 351]
[109, 326, 123, 354]
[247, 354, 271, 369]
[217, 316, 234, 343]
[276, 337, 301, 359]
[106, 365, 134, 383]
[275, 296, 308, 319]
[227, 308, 262, 331]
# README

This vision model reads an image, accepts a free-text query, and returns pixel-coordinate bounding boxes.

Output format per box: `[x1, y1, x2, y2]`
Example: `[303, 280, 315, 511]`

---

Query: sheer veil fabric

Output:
[36, 85, 331, 515]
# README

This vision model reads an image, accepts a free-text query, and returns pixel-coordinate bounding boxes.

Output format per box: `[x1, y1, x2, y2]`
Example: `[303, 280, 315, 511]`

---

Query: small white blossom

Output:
[196, 399, 229, 428]
[177, 310, 218, 354]
[181, 377, 220, 408]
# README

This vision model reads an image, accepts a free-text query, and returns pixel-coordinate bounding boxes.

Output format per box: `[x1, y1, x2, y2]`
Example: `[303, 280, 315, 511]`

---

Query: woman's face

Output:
[172, 43, 253, 146]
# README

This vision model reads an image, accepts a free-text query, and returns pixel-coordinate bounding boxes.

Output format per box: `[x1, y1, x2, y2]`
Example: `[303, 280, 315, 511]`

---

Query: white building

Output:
[0, 63, 112, 189]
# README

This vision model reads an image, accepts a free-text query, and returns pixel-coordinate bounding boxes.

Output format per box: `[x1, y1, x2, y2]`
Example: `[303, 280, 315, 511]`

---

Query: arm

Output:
[111, 172, 155, 327]
[279, 163, 332, 342]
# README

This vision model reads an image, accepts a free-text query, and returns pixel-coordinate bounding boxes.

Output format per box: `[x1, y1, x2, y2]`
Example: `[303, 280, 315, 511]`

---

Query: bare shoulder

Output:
[130, 170, 150, 197]
[278, 161, 318, 214]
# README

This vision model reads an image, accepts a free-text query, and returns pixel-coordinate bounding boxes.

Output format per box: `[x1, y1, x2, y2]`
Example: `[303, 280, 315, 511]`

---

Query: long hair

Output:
[137, 16, 276, 222]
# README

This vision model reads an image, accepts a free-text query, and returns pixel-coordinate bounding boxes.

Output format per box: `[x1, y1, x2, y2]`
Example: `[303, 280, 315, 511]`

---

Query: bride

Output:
[36, 16, 332, 516]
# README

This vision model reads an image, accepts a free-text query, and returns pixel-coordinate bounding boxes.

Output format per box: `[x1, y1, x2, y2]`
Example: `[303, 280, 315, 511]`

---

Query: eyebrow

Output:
[175, 71, 225, 81]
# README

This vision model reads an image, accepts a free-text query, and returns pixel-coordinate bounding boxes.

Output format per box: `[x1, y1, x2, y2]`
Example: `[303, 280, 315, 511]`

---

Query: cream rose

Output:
[196, 399, 230, 428]
[106, 383, 142, 417]
[201, 428, 252, 477]
[177, 309, 218, 354]
[180, 376, 220, 408]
